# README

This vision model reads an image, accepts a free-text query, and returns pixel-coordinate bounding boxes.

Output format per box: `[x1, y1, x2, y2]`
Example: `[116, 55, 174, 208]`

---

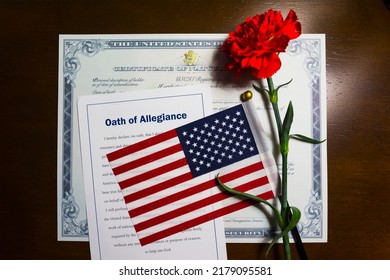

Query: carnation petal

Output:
[252, 53, 281, 79]
[279, 10, 301, 39]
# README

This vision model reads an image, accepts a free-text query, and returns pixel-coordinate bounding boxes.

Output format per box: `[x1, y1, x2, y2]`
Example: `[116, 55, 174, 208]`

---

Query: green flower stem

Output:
[281, 153, 288, 216]
[281, 153, 291, 260]
[249, 77, 310, 259]
[283, 234, 291, 259]
[266, 78, 282, 139]
[266, 77, 291, 260]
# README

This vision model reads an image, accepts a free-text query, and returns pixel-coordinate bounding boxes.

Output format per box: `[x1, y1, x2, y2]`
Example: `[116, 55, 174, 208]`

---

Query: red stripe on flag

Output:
[112, 143, 182, 175]
[129, 161, 264, 217]
[138, 189, 275, 246]
[118, 158, 188, 190]
[107, 129, 177, 161]
[133, 176, 270, 232]
[124, 172, 193, 204]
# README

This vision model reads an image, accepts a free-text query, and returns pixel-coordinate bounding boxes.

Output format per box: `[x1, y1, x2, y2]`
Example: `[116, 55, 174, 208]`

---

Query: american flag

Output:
[107, 100, 279, 246]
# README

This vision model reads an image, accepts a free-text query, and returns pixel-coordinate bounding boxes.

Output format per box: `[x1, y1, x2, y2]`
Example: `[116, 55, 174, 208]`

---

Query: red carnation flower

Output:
[222, 9, 301, 79]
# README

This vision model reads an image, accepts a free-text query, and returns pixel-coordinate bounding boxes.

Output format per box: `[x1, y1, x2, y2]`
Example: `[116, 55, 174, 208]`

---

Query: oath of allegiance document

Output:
[77, 86, 227, 259]
[58, 34, 327, 243]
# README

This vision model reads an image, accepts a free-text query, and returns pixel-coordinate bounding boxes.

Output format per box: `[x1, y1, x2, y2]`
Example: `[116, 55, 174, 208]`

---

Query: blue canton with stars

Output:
[176, 104, 259, 177]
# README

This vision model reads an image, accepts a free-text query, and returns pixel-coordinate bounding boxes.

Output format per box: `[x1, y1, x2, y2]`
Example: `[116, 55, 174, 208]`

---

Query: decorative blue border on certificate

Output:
[61, 40, 104, 238]
[59, 37, 325, 240]
[287, 39, 324, 238]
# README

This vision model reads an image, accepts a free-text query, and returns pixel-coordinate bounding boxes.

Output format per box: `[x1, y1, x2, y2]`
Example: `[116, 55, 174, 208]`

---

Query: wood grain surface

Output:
[0, 0, 389, 260]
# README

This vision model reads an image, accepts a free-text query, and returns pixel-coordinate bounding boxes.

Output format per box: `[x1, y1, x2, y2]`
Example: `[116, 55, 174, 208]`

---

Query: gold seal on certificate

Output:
[183, 50, 199, 66]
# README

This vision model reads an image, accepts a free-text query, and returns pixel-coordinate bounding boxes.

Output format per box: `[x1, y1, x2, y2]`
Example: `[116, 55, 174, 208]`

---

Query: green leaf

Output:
[215, 175, 283, 227]
[280, 101, 294, 154]
[252, 83, 268, 95]
[282, 102, 294, 136]
[275, 78, 293, 92]
[265, 206, 301, 257]
[290, 134, 326, 144]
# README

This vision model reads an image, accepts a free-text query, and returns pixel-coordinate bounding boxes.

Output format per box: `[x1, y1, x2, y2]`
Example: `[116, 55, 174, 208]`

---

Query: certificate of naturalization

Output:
[58, 34, 327, 243]
[78, 87, 227, 259]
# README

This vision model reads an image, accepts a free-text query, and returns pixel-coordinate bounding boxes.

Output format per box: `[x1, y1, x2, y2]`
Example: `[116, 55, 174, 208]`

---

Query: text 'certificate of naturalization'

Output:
[58, 34, 327, 243]
[78, 86, 227, 259]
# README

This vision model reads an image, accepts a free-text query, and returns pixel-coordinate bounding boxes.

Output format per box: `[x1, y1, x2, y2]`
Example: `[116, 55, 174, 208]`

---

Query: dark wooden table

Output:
[1, 0, 389, 260]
